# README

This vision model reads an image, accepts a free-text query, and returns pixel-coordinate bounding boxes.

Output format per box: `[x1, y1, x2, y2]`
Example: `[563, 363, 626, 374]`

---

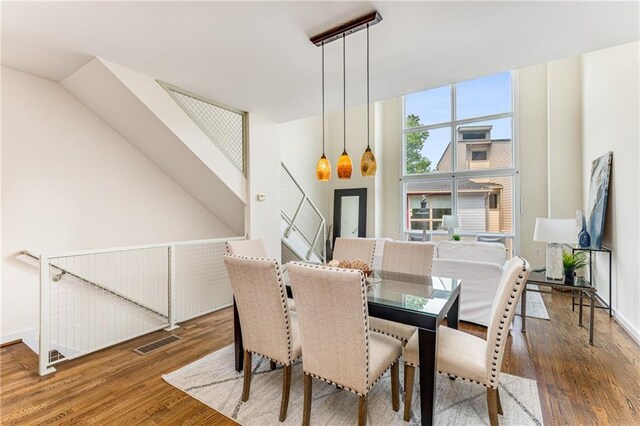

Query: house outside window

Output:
[402, 72, 516, 252]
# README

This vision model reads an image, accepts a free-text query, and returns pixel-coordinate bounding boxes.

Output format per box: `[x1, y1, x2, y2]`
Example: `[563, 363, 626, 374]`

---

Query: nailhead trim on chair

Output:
[273, 259, 293, 365]
[249, 350, 302, 367]
[406, 257, 529, 391]
[370, 240, 377, 270]
[290, 261, 391, 397]
[226, 254, 294, 365]
[487, 257, 528, 389]
[369, 328, 410, 343]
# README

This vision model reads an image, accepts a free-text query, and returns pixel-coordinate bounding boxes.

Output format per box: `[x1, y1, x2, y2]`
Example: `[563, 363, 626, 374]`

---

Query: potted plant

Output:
[452, 234, 461, 241]
[562, 251, 587, 284]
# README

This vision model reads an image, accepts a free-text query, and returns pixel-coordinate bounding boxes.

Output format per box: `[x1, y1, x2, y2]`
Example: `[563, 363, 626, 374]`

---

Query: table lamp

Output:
[533, 218, 578, 280]
[442, 215, 460, 241]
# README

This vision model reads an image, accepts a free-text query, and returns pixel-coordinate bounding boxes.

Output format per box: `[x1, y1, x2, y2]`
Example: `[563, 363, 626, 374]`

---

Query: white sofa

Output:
[432, 241, 507, 327]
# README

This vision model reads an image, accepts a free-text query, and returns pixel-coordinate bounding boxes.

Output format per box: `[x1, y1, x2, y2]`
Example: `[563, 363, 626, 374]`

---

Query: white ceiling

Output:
[2, 1, 639, 123]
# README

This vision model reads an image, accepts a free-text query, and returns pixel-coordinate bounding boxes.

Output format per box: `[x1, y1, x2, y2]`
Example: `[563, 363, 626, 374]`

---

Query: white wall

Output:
[547, 56, 583, 218]
[517, 64, 550, 267]
[581, 41, 640, 341]
[247, 113, 282, 258]
[1, 67, 236, 341]
[379, 98, 403, 240]
[278, 114, 330, 220]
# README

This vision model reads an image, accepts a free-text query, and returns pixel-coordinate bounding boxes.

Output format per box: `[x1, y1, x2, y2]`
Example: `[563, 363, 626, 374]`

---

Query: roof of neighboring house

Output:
[406, 179, 503, 194]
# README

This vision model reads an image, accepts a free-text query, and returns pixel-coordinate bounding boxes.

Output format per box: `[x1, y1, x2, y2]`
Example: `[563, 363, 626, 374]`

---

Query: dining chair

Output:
[287, 262, 403, 426]
[402, 256, 531, 424]
[223, 254, 302, 422]
[227, 238, 296, 315]
[332, 237, 376, 266]
[226, 239, 267, 257]
[370, 241, 436, 344]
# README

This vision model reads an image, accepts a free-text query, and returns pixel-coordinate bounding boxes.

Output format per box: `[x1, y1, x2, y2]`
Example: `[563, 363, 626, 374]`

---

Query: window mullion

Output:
[451, 83, 458, 215]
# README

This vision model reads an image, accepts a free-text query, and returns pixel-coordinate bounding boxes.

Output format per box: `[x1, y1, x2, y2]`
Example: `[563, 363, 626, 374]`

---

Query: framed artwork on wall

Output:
[586, 152, 613, 249]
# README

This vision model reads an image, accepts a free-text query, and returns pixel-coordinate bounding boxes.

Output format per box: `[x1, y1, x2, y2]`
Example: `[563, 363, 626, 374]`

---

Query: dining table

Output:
[233, 267, 461, 426]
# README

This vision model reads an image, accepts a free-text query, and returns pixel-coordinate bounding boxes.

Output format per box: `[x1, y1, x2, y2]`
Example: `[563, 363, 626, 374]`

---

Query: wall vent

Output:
[133, 335, 181, 355]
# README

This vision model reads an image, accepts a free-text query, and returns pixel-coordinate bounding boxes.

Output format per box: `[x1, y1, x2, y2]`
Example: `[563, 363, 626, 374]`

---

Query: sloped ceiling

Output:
[2, 1, 639, 123]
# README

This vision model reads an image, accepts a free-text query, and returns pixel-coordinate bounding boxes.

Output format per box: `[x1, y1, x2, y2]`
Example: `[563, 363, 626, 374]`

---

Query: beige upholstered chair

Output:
[226, 239, 268, 257]
[226, 239, 296, 313]
[332, 238, 376, 266]
[287, 262, 403, 426]
[370, 241, 435, 344]
[402, 257, 531, 424]
[223, 255, 302, 422]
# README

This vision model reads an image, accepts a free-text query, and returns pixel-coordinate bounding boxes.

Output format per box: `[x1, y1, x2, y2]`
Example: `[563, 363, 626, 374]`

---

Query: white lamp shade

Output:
[442, 215, 460, 228]
[533, 218, 578, 244]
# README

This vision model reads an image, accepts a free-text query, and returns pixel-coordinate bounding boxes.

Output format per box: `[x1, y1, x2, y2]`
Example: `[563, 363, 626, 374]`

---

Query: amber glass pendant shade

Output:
[360, 147, 377, 176]
[316, 154, 332, 181]
[337, 151, 353, 179]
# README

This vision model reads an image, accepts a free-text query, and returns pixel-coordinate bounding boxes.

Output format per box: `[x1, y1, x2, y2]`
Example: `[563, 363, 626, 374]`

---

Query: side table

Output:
[522, 271, 596, 345]
[566, 245, 612, 317]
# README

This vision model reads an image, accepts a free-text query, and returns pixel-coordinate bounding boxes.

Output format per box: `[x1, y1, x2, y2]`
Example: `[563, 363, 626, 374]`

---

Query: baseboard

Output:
[0, 328, 38, 354]
[0, 339, 22, 348]
[613, 310, 640, 346]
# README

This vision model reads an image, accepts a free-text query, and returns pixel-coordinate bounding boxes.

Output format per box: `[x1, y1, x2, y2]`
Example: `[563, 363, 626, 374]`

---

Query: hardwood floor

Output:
[2, 292, 639, 425]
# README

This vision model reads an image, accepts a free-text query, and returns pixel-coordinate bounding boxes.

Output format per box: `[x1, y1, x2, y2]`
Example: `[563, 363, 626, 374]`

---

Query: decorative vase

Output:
[564, 269, 575, 285]
[577, 210, 591, 248]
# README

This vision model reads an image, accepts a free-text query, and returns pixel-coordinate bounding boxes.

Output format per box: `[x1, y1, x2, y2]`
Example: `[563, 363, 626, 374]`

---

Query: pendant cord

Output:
[366, 24, 370, 150]
[343, 35, 346, 153]
[322, 42, 325, 156]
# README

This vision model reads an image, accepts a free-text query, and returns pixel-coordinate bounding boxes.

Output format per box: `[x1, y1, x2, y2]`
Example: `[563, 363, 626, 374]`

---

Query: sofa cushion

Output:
[436, 241, 506, 266]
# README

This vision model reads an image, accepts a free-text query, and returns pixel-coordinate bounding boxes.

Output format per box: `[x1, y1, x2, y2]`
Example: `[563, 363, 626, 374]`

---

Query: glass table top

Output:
[366, 270, 460, 317]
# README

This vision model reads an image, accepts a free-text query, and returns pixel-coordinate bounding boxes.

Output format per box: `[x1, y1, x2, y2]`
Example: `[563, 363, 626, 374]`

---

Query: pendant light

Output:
[309, 11, 382, 180]
[337, 35, 353, 179]
[360, 24, 377, 177]
[316, 42, 331, 181]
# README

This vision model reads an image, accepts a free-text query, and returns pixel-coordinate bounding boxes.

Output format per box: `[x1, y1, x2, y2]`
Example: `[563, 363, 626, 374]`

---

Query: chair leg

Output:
[497, 387, 503, 415]
[391, 361, 400, 412]
[303, 374, 312, 426]
[279, 364, 292, 421]
[242, 350, 252, 402]
[358, 395, 368, 426]
[404, 364, 415, 422]
[270, 360, 277, 370]
[487, 387, 500, 426]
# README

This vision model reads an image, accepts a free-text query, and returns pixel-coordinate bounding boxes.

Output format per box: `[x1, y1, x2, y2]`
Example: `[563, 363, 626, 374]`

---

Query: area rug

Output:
[163, 345, 544, 425]
[516, 284, 550, 320]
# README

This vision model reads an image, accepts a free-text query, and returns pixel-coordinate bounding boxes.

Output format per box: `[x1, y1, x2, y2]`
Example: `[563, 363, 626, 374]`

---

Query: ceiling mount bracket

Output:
[310, 11, 382, 47]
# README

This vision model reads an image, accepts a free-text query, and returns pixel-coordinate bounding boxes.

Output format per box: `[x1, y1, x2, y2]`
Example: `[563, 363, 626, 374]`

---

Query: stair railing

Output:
[25, 236, 244, 376]
[280, 163, 326, 263]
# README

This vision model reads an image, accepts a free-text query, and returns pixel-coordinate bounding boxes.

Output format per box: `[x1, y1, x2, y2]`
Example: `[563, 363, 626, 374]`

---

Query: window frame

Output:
[400, 72, 519, 250]
[471, 149, 488, 161]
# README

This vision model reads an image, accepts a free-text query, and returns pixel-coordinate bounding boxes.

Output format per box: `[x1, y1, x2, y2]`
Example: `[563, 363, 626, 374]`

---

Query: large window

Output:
[402, 72, 516, 249]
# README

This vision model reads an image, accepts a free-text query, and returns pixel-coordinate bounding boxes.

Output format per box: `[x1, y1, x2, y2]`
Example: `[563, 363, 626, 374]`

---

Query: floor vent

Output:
[49, 349, 66, 362]
[133, 335, 181, 355]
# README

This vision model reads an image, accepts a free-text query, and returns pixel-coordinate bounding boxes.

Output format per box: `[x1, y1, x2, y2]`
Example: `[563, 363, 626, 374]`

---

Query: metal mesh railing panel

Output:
[296, 200, 323, 246]
[47, 247, 169, 365]
[281, 166, 305, 221]
[281, 242, 303, 265]
[166, 88, 244, 173]
[175, 241, 232, 322]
